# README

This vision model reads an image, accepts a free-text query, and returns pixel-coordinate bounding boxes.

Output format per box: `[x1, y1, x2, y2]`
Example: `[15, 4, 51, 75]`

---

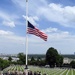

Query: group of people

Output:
[28, 71, 47, 75]
[2, 71, 47, 75]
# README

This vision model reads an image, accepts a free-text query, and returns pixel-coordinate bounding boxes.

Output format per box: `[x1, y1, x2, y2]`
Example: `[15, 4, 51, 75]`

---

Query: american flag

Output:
[27, 21, 47, 41]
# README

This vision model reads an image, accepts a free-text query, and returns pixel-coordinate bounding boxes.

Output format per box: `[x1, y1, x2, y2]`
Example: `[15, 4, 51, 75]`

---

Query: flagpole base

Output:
[25, 65, 28, 69]
[25, 65, 29, 75]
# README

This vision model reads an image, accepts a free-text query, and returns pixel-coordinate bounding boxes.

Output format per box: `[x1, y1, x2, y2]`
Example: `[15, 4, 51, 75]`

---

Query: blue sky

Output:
[0, 0, 75, 54]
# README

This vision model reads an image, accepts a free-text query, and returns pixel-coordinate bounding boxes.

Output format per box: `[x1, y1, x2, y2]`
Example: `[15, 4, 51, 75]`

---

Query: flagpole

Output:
[25, 0, 28, 69]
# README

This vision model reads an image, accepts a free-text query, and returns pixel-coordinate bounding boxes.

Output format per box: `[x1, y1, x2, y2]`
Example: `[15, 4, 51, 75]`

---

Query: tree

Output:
[8, 56, 12, 62]
[36, 57, 41, 66]
[29, 57, 36, 65]
[31, 57, 35, 61]
[70, 61, 75, 68]
[46, 47, 58, 67]
[56, 54, 63, 67]
[39, 60, 46, 66]
[17, 53, 26, 64]
[0, 58, 10, 70]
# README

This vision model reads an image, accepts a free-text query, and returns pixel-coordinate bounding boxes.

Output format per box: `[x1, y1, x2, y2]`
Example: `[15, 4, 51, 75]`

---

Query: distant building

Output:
[63, 57, 75, 64]
[0, 56, 19, 62]
[63, 58, 70, 64]
[12, 57, 19, 62]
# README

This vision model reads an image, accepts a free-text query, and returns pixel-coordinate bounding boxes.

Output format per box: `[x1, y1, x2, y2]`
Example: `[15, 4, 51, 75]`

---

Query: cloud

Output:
[0, 30, 14, 36]
[0, 28, 74, 54]
[42, 27, 58, 33]
[11, 0, 26, 10]
[0, 11, 16, 28]
[26, 27, 75, 54]
[42, 27, 70, 40]
[0, 36, 25, 54]
[2, 21, 15, 28]
[0, 30, 25, 43]
[0, 29, 25, 54]
[23, 15, 39, 26]
[37, 3, 75, 27]
[2, 0, 75, 54]
[11, 0, 75, 28]
[28, 27, 70, 42]
[11, 0, 47, 10]
[2, 30, 24, 41]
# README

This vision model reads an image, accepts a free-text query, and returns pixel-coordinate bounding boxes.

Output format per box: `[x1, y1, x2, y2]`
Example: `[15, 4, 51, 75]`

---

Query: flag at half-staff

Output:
[27, 21, 48, 41]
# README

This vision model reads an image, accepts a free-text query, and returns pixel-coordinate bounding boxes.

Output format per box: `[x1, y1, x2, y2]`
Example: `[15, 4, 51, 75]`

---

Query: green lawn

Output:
[2, 65, 75, 75]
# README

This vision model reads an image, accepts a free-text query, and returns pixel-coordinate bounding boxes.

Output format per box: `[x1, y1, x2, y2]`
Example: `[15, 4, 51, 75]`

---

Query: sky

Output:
[0, 0, 75, 54]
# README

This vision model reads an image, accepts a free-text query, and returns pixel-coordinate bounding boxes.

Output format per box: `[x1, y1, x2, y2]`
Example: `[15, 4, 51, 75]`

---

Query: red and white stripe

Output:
[27, 27, 47, 41]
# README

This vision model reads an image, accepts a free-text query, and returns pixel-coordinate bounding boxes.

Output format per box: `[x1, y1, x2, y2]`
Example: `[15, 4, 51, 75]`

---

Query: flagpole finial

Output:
[26, 0, 28, 2]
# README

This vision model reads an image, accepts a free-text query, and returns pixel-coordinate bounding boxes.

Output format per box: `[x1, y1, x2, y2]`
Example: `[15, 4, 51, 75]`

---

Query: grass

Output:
[2, 65, 75, 75]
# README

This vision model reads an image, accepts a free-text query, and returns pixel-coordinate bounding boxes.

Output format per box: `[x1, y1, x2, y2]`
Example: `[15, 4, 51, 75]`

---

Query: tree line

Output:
[0, 47, 75, 70]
